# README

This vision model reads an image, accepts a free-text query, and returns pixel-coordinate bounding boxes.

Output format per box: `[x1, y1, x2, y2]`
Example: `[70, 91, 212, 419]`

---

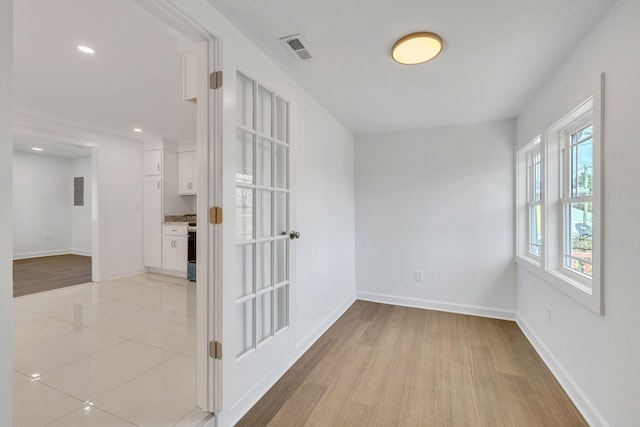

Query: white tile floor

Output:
[13, 273, 210, 427]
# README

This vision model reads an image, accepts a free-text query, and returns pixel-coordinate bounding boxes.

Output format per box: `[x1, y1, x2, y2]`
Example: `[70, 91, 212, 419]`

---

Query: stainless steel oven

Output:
[187, 224, 196, 281]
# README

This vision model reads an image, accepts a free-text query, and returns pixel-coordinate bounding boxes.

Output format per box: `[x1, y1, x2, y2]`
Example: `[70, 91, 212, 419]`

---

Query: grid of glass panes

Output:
[235, 72, 290, 358]
[563, 124, 593, 277]
[527, 148, 542, 256]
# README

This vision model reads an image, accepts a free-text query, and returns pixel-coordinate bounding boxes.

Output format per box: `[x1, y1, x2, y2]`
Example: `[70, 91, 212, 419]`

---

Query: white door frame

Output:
[134, 0, 223, 414]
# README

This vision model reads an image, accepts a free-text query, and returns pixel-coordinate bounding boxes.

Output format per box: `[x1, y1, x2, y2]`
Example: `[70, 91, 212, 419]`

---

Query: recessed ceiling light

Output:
[133, 128, 143, 133]
[31, 147, 44, 152]
[392, 32, 443, 65]
[77, 45, 95, 55]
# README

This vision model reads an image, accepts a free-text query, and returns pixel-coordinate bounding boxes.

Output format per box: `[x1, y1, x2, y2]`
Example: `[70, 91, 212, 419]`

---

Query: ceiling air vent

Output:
[280, 34, 313, 62]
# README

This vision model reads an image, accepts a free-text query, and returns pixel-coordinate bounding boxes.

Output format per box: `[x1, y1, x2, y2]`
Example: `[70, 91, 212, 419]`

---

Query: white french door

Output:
[235, 71, 292, 353]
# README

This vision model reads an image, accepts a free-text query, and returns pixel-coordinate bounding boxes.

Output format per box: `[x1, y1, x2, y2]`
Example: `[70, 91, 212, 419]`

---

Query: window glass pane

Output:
[236, 299, 254, 357]
[275, 239, 288, 284]
[275, 144, 288, 190]
[256, 137, 272, 187]
[257, 292, 273, 344]
[275, 285, 288, 332]
[274, 191, 288, 238]
[565, 202, 593, 277]
[256, 242, 272, 291]
[236, 244, 253, 297]
[237, 72, 254, 128]
[529, 205, 541, 256]
[570, 125, 593, 198]
[257, 85, 272, 136]
[533, 152, 541, 202]
[236, 129, 253, 184]
[276, 97, 288, 143]
[256, 190, 272, 239]
[235, 188, 253, 241]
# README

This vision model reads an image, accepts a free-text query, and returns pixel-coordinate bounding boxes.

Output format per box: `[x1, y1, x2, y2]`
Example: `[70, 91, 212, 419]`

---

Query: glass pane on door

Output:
[256, 190, 272, 239]
[257, 85, 272, 136]
[235, 188, 253, 241]
[236, 130, 254, 184]
[236, 244, 253, 298]
[256, 137, 272, 187]
[275, 239, 288, 284]
[274, 192, 288, 238]
[275, 97, 288, 143]
[275, 285, 288, 332]
[237, 73, 254, 129]
[256, 242, 272, 291]
[275, 144, 288, 190]
[257, 292, 273, 344]
[236, 300, 254, 357]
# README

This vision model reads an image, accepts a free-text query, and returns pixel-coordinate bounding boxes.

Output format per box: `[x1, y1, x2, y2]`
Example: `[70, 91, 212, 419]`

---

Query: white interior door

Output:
[228, 71, 296, 409]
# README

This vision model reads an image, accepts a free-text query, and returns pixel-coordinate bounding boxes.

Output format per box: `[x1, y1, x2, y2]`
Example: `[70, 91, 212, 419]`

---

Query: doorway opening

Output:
[12, 135, 96, 297]
[10, 0, 219, 425]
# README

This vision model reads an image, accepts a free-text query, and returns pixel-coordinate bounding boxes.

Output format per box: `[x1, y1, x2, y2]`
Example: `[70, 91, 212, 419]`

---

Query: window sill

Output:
[516, 255, 602, 315]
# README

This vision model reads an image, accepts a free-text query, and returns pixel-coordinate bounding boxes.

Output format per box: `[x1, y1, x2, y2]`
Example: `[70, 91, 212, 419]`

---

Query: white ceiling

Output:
[208, 0, 617, 134]
[13, 134, 92, 159]
[12, 0, 617, 139]
[13, 0, 196, 144]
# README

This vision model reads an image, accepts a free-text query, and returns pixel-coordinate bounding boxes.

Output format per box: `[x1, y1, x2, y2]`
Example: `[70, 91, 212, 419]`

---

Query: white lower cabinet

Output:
[144, 223, 162, 269]
[162, 225, 187, 273]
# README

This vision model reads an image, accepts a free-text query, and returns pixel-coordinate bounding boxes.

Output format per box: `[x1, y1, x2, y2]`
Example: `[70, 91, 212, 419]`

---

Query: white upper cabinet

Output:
[183, 50, 198, 103]
[179, 151, 197, 195]
[144, 149, 162, 176]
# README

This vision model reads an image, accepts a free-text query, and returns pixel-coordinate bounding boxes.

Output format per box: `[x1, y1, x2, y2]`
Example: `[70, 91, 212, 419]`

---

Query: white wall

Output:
[163, 2, 357, 424]
[0, 0, 12, 423]
[12, 152, 72, 258]
[71, 156, 92, 255]
[515, 1, 640, 425]
[355, 120, 517, 319]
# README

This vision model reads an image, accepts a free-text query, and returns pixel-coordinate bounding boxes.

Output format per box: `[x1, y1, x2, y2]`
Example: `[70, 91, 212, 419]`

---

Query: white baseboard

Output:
[357, 291, 516, 321]
[516, 315, 609, 427]
[13, 249, 72, 260]
[223, 293, 357, 427]
[71, 249, 92, 257]
[104, 267, 147, 282]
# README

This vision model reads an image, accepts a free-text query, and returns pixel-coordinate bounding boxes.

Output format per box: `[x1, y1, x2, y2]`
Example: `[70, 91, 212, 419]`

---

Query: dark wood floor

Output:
[238, 301, 587, 427]
[13, 255, 92, 297]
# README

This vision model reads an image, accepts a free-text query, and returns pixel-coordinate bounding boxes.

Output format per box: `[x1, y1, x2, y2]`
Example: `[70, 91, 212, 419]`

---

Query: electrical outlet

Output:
[545, 306, 552, 325]
[415, 271, 423, 282]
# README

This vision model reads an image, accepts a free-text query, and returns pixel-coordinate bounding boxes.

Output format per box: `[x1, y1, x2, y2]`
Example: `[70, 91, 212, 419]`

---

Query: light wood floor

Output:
[237, 301, 587, 427]
[13, 254, 92, 297]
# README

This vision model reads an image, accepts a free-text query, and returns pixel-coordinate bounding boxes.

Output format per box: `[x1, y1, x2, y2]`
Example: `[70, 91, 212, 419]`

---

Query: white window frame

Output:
[516, 93, 604, 315]
[516, 136, 542, 268]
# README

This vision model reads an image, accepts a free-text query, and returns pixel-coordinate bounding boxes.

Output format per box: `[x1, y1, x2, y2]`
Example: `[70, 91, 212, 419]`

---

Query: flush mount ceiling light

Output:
[31, 147, 43, 152]
[77, 45, 95, 55]
[392, 32, 443, 65]
[133, 128, 143, 133]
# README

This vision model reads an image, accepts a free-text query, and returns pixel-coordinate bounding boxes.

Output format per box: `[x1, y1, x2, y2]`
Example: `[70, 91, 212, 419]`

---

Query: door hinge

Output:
[209, 341, 222, 360]
[209, 71, 223, 90]
[209, 206, 223, 224]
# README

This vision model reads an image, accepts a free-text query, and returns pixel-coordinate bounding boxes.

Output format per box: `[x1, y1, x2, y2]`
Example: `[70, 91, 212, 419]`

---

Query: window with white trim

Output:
[516, 96, 603, 315]
[516, 136, 542, 266]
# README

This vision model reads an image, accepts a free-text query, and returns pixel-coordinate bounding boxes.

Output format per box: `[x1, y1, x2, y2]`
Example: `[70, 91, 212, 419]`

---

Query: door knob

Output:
[289, 231, 300, 240]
